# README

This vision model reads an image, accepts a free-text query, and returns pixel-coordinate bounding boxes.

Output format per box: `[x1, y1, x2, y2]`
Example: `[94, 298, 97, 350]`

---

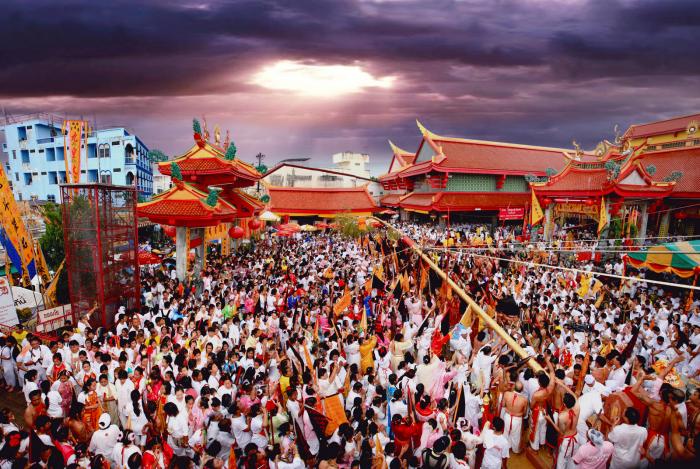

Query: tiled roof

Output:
[536, 167, 610, 192]
[398, 191, 529, 211]
[435, 192, 529, 210]
[380, 194, 402, 206]
[432, 139, 568, 174]
[638, 148, 700, 195]
[138, 181, 237, 226]
[624, 113, 700, 139]
[268, 186, 378, 215]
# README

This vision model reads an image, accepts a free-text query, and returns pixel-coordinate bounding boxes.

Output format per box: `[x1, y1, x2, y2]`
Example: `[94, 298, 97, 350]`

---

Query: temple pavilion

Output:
[138, 120, 263, 279]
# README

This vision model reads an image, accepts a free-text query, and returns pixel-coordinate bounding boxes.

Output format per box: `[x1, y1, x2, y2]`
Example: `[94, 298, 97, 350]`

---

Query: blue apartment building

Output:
[1, 114, 152, 202]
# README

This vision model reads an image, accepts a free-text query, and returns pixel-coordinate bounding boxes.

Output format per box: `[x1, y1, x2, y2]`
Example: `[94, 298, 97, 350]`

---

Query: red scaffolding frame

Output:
[60, 184, 140, 329]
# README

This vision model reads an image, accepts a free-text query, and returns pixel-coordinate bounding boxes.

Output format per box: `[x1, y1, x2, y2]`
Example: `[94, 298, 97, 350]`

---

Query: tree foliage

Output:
[148, 149, 169, 163]
[39, 202, 64, 270]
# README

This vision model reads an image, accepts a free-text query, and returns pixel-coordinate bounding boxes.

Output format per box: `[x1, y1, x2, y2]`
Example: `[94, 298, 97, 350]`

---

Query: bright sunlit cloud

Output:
[250, 60, 396, 97]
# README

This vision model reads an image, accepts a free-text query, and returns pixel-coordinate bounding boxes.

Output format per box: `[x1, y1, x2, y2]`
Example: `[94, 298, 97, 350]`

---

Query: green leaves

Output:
[148, 149, 169, 163]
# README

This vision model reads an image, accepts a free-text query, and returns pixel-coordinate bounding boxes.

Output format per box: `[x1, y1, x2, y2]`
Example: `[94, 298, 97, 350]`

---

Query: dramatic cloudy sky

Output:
[1, 0, 699, 172]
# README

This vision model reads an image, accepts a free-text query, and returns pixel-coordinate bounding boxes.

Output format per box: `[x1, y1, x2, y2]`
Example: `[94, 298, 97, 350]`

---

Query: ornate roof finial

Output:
[170, 162, 183, 181]
[192, 118, 202, 135]
[202, 116, 210, 141]
[416, 119, 438, 140]
[572, 140, 582, 159]
[214, 125, 221, 145]
[388, 140, 411, 156]
[223, 130, 230, 150]
[202, 187, 222, 208]
[613, 124, 622, 144]
[225, 142, 237, 161]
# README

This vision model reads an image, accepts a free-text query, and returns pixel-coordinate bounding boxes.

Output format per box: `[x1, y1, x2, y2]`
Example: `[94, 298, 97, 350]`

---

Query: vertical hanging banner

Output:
[0, 277, 18, 326]
[63, 120, 87, 184]
[33, 240, 51, 285]
[0, 165, 36, 282]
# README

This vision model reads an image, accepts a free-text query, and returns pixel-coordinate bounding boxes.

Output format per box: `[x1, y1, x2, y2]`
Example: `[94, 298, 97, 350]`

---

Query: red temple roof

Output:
[634, 148, 700, 197]
[219, 188, 265, 218]
[398, 191, 529, 212]
[138, 180, 238, 227]
[268, 186, 378, 216]
[158, 140, 261, 187]
[380, 194, 402, 207]
[395, 121, 574, 179]
[624, 112, 700, 139]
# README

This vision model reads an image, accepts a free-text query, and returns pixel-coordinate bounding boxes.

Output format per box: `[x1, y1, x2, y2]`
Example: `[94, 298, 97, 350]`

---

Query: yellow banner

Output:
[64, 120, 86, 184]
[554, 202, 599, 218]
[333, 290, 351, 317]
[530, 189, 544, 226]
[34, 241, 51, 285]
[597, 197, 608, 235]
[45, 259, 65, 308]
[0, 165, 35, 281]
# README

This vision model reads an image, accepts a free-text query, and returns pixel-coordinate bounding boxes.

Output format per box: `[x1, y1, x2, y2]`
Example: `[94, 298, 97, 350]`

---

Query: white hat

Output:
[98, 413, 111, 429]
[584, 375, 595, 385]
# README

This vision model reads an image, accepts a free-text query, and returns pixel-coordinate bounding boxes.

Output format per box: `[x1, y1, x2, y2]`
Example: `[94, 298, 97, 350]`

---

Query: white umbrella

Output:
[259, 210, 281, 222]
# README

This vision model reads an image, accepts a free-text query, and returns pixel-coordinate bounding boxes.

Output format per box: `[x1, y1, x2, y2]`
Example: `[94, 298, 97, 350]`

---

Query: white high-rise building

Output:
[331, 152, 370, 178]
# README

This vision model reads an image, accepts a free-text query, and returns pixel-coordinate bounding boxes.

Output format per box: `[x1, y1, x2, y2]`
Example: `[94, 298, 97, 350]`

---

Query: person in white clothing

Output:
[607, 407, 647, 469]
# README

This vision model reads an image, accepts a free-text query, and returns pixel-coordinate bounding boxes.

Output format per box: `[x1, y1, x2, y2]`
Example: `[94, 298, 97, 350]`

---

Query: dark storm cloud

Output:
[0, 0, 698, 165]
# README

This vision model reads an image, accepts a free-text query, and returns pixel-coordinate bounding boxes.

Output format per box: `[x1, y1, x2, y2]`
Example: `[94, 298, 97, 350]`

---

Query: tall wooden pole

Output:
[371, 217, 543, 373]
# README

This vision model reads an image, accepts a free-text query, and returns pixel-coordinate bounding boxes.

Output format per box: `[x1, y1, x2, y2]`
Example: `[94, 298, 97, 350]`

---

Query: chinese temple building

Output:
[266, 186, 378, 221]
[138, 121, 262, 279]
[531, 112, 700, 240]
[379, 121, 573, 225]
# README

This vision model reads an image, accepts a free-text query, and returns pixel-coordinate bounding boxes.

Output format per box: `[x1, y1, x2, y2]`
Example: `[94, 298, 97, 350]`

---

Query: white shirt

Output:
[481, 428, 510, 469]
[608, 423, 647, 469]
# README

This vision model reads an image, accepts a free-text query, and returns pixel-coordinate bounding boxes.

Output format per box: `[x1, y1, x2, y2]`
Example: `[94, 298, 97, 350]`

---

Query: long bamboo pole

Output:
[371, 217, 543, 373]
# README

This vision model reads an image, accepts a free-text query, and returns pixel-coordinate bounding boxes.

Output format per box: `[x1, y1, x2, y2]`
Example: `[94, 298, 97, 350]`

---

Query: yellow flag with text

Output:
[0, 165, 36, 282]
[530, 189, 544, 226]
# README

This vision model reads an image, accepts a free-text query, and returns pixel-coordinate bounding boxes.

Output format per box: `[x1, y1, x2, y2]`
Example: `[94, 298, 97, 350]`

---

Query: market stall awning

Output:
[626, 239, 700, 278]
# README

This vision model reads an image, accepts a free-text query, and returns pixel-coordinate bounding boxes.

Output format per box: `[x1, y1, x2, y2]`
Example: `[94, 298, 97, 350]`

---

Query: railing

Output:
[36, 137, 55, 144]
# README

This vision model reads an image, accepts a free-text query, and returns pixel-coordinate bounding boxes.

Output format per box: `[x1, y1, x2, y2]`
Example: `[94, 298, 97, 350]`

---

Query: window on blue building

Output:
[87, 144, 97, 158]
[23, 173, 32, 185]
[46, 148, 56, 162]
[56, 147, 65, 161]
[88, 170, 98, 182]
[98, 144, 110, 159]
[58, 171, 67, 184]
[48, 172, 58, 185]
[47, 195, 56, 203]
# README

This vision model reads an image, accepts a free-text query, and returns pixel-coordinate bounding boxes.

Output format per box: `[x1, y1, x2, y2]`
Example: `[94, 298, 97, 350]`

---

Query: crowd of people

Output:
[0, 220, 699, 469]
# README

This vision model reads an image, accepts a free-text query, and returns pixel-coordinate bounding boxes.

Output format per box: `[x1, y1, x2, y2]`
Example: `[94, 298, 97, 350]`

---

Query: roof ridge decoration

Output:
[416, 119, 439, 140]
[202, 187, 222, 208]
[225, 142, 237, 161]
[171, 162, 183, 181]
[416, 119, 578, 154]
[388, 140, 413, 156]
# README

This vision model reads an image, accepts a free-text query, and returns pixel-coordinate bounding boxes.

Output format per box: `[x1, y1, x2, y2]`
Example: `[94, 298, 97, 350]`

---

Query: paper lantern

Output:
[163, 225, 176, 238]
[542, 198, 552, 207]
[585, 199, 594, 206]
[229, 226, 245, 238]
[249, 219, 262, 230]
